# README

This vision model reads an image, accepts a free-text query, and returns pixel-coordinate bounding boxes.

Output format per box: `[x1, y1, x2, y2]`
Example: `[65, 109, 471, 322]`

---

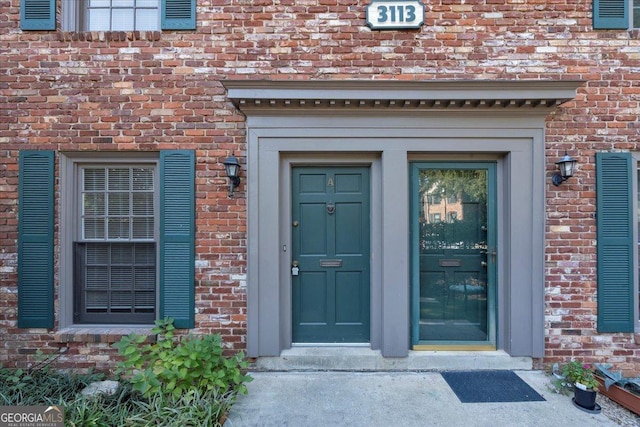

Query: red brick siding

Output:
[1, 0, 640, 371]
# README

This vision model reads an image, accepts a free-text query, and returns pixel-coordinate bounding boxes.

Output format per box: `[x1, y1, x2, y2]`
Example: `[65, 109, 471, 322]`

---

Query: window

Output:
[17, 150, 196, 329]
[83, 0, 160, 31]
[428, 195, 442, 205]
[635, 0, 640, 27]
[74, 166, 157, 324]
[21, 0, 196, 31]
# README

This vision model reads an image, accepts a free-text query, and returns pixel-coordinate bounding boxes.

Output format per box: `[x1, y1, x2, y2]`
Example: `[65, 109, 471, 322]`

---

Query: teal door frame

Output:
[291, 166, 371, 343]
[410, 161, 497, 348]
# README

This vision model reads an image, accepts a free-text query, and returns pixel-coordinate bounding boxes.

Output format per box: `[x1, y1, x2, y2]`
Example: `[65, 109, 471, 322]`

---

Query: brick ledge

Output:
[57, 31, 161, 42]
[55, 327, 155, 344]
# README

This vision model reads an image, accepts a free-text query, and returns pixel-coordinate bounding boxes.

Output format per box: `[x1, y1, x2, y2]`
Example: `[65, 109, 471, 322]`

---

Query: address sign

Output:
[366, 0, 424, 30]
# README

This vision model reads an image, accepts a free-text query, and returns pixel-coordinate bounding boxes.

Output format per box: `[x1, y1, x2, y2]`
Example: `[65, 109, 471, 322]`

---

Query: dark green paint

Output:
[292, 167, 371, 342]
[596, 152, 635, 333]
[21, 0, 56, 31]
[18, 151, 55, 328]
[593, 0, 628, 29]
[160, 150, 195, 329]
[161, 0, 196, 30]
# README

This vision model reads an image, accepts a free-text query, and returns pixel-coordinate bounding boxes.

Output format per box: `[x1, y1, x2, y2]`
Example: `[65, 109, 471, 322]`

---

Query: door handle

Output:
[291, 260, 299, 276]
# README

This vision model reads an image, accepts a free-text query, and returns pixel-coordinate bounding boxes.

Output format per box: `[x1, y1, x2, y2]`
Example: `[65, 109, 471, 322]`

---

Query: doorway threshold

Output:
[253, 347, 532, 372]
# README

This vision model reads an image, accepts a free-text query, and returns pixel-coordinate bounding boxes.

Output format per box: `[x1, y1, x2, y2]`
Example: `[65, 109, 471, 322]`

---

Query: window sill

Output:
[57, 31, 161, 42]
[55, 326, 156, 344]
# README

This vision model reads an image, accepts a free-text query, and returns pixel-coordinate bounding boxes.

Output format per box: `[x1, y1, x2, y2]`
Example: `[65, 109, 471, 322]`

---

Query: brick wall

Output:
[1, 0, 640, 371]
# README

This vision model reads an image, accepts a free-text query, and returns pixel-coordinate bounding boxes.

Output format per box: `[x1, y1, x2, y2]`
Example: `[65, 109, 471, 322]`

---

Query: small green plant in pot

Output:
[562, 361, 600, 412]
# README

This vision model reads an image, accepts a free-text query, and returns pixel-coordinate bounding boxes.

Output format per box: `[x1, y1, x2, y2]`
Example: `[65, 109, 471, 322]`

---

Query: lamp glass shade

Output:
[224, 155, 240, 178]
[556, 153, 576, 179]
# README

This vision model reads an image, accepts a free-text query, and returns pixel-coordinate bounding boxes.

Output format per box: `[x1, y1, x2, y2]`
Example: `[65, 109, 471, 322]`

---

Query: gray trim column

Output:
[381, 149, 410, 357]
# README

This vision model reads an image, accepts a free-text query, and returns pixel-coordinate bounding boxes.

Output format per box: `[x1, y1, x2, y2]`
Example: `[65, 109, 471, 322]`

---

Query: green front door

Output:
[292, 167, 370, 343]
[411, 162, 497, 348]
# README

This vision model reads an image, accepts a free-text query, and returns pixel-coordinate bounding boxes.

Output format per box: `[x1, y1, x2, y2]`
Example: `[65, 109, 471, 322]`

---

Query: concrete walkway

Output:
[225, 371, 618, 427]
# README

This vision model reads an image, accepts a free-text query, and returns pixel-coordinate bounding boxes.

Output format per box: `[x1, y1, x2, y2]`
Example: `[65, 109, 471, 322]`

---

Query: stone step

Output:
[253, 347, 533, 372]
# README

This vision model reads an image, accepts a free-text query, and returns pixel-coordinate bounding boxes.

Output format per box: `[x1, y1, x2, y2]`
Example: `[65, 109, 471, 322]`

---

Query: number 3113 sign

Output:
[366, 0, 424, 30]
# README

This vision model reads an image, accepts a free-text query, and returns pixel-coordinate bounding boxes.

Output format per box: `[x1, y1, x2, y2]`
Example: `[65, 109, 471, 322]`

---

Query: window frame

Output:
[63, 0, 161, 32]
[59, 0, 196, 32]
[60, 152, 160, 328]
[75, 163, 158, 324]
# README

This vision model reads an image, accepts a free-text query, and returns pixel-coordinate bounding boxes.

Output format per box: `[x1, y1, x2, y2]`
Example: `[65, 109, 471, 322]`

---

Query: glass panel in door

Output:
[412, 163, 496, 346]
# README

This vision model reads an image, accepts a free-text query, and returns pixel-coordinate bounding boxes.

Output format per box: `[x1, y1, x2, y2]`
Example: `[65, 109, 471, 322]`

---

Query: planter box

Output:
[596, 376, 640, 416]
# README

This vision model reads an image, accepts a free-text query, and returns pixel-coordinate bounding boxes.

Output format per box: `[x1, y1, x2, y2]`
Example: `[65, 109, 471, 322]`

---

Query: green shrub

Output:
[114, 317, 252, 399]
[1, 340, 241, 427]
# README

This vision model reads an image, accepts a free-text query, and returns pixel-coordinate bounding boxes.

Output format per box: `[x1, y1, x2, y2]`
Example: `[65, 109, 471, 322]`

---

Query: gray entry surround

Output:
[223, 80, 583, 359]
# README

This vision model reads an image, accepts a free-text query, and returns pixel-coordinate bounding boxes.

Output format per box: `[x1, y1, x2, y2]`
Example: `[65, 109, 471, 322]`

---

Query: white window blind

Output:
[82, 167, 155, 241]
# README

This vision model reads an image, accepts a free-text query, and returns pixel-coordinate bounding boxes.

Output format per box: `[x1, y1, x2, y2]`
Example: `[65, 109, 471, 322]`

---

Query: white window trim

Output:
[59, 152, 160, 328]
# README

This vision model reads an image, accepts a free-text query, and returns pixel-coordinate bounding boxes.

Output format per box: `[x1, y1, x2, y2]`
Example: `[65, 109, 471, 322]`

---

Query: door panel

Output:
[411, 163, 496, 347]
[292, 167, 370, 343]
[335, 203, 362, 254]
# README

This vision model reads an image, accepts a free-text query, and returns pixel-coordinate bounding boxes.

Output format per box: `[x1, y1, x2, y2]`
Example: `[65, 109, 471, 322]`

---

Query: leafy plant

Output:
[114, 317, 252, 399]
[125, 388, 233, 427]
[562, 361, 600, 391]
[0, 367, 102, 406]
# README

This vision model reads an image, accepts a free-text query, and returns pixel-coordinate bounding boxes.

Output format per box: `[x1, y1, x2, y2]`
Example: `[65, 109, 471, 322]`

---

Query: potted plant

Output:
[594, 363, 640, 416]
[562, 361, 600, 412]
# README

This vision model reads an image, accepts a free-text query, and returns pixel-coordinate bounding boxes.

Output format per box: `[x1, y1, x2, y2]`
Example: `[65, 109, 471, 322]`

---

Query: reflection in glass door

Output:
[411, 163, 496, 348]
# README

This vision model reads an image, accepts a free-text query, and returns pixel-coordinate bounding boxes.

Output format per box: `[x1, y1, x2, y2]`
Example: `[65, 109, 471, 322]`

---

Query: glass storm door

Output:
[291, 166, 371, 343]
[411, 162, 497, 348]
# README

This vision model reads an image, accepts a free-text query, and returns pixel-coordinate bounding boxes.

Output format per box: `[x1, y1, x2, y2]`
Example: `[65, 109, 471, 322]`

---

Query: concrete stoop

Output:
[253, 347, 533, 371]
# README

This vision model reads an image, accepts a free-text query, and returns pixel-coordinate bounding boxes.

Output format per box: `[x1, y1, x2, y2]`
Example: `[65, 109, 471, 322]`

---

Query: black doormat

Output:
[441, 370, 546, 403]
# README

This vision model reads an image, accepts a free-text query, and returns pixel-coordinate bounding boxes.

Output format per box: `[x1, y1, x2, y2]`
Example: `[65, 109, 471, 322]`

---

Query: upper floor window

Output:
[85, 0, 160, 31]
[64, 0, 160, 31]
[21, 0, 195, 31]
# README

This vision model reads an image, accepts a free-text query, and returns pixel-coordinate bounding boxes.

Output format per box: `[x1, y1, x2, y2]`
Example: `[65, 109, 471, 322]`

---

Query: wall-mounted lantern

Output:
[223, 152, 241, 198]
[552, 151, 577, 186]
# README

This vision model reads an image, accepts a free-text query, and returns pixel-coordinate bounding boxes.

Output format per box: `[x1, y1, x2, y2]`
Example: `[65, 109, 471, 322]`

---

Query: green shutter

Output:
[18, 151, 55, 328]
[596, 152, 635, 333]
[160, 150, 195, 329]
[161, 0, 196, 30]
[593, 0, 628, 29]
[20, 0, 56, 30]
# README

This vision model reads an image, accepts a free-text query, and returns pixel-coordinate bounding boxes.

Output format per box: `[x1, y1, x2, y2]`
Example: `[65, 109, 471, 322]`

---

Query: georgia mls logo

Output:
[0, 405, 64, 427]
